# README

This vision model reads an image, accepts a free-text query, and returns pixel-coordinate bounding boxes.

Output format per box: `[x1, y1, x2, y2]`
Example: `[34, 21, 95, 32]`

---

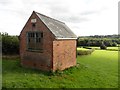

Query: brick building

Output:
[20, 11, 77, 71]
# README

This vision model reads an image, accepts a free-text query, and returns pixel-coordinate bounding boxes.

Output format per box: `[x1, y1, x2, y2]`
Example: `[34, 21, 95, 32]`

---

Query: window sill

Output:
[26, 49, 43, 53]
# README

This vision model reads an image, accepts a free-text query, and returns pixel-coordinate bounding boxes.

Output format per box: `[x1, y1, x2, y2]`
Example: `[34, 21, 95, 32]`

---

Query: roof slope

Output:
[35, 11, 77, 39]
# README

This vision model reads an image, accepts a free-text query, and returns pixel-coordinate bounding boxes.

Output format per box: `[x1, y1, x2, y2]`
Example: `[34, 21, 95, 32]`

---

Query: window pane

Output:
[36, 33, 38, 37]
[36, 38, 41, 43]
[31, 33, 33, 37]
[39, 38, 41, 42]
[28, 33, 30, 37]
[29, 33, 31, 37]
[28, 38, 30, 42]
[41, 33, 43, 38]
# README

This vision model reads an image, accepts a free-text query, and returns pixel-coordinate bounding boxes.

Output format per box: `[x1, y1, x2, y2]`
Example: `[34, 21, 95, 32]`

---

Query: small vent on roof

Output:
[31, 19, 37, 23]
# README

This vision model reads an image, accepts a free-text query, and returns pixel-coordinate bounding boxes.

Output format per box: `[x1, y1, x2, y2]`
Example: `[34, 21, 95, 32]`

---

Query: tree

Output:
[100, 41, 107, 50]
[112, 42, 117, 46]
[2, 33, 19, 55]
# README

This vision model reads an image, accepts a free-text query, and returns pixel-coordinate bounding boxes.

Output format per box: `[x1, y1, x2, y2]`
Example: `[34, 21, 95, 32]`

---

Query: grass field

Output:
[87, 46, 119, 51]
[2, 49, 118, 88]
[77, 48, 89, 51]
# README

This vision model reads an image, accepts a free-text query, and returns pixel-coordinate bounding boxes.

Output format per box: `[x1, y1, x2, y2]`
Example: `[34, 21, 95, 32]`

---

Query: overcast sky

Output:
[0, 0, 119, 36]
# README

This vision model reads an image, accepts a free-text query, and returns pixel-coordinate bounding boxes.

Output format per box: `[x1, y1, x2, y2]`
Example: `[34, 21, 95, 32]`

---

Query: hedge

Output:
[77, 48, 95, 55]
[1, 33, 19, 55]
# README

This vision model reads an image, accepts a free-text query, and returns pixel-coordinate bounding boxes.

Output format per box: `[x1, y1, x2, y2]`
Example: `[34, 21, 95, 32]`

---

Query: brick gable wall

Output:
[20, 12, 54, 71]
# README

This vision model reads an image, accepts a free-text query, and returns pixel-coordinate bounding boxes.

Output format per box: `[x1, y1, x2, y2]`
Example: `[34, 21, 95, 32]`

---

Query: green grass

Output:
[88, 46, 119, 51]
[77, 48, 89, 51]
[107, 47, 119, 51]
[2, 50, 118, 88]
[107, 47, 118, 49]
[88, 47, 100, 50]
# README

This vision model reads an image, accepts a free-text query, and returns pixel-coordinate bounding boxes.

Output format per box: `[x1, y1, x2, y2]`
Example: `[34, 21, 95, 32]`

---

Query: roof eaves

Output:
[56, 37, 77, 40]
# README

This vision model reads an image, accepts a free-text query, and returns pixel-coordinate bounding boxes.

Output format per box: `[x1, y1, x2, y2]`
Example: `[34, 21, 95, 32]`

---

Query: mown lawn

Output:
[88, 46, 119, 51]
[2, 50, 118, 88]
[77, 48, 89, 51]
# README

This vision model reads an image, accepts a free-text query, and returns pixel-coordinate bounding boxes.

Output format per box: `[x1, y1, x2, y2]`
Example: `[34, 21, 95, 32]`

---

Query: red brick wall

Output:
[53, 40, 76, 71]
[20, 12, 55, 71]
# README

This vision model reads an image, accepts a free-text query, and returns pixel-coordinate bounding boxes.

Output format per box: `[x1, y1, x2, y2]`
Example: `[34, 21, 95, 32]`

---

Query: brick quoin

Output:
[20, 11, 77, 72]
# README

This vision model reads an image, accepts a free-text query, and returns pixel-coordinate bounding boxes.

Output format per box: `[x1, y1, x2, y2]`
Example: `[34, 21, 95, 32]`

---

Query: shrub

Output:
[100, 42, 107, 50]
[112, 42, 117, 46]
[83, 47, 92, 49]
[77, 48, 94, 55]
[2, 33, 19, 55]
[83, 46, 87, 48]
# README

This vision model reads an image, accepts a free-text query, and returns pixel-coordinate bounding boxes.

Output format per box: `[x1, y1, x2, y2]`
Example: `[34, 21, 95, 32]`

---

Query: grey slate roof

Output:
[35, 11, 77, 39]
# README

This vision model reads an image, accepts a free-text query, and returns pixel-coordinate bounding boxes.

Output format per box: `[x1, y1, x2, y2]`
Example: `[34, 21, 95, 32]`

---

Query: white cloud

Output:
[0, 0, 119, 36]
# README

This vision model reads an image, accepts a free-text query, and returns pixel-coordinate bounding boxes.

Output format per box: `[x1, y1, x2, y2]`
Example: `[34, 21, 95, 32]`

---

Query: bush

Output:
[77, 49, 94, 55]
[83, 47, 92, 49]
[2, 33, 19, 55]
[100, 42, 107, 50]
[112, 42, 117, 46]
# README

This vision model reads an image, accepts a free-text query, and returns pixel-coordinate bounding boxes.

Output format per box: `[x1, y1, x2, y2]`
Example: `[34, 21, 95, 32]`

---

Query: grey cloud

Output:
[57, 16, 89, 23]
[48, 2, 70, 15]
[50, 11, 89, 23]
[80, 7, 108, 16]
[50, 6, 69, 14]
[0, 0, 89, 24]
[68, 16, 89, 23]
[0, 8, 29, 19]
[0, 0, 11, 5]
[0, 0, 89, 26]
[80, 11, 99, 15]
[46, 4, 89, 24]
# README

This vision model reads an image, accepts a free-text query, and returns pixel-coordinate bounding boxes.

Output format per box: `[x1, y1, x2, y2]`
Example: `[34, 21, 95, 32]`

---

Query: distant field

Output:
[2, 49, 118, 88]
[87, 46, 119, 51]
[77, 48, 89, 51]
[107, 47, 118, 50]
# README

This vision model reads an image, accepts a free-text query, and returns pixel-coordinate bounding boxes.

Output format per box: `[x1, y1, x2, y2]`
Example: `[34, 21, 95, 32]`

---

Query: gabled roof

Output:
[35, 11, 77, 39]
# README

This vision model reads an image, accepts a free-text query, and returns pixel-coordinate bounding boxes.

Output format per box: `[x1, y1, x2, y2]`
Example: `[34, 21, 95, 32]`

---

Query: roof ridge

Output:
[34, 11, 65, 24]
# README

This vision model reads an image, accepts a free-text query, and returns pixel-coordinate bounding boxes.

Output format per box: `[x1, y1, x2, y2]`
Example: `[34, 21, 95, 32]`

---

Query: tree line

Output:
[77, 35, 120, 47]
